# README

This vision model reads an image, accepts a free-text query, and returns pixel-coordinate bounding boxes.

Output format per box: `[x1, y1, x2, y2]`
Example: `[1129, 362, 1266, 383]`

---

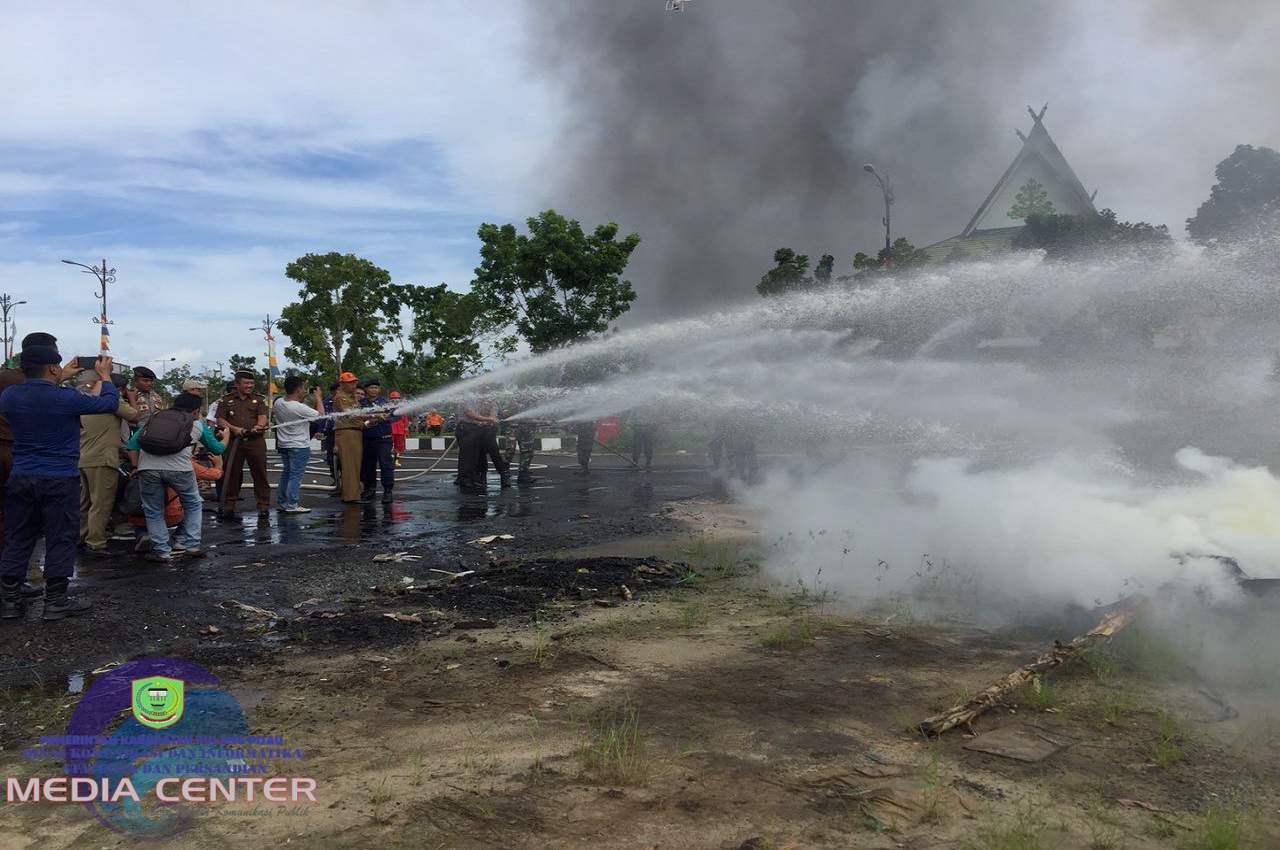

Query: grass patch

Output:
[528, 625, 557, 667]
[679, 604, 708, 629]
[679, 537, 748, 578]
[919, 743, 945, 824]
[1183, 803, 1247, 850]
[1085, 805, 1128, 849]
[1099, 690, 1136, 726]
[1017, 677, 1059, 711]
[1078, 647, 1119, 682]
[1148, 710, 1188, 769]
[760, 616, 821, 649]
[968, 799, 1048, 850]
[577, 707, 649, 786]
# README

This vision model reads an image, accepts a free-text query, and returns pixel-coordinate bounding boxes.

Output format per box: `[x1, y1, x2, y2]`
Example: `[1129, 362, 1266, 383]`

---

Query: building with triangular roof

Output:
[925, 105, 1097, 261]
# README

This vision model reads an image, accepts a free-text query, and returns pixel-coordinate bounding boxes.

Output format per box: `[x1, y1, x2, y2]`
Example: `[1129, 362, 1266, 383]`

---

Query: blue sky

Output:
[0, 3, 561, 373]
[2, 1, 1277, 376]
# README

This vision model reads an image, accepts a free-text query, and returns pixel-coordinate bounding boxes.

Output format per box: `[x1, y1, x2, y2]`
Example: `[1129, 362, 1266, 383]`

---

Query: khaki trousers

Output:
[335, 429, 364, 502]
[79, 466, 119, 549]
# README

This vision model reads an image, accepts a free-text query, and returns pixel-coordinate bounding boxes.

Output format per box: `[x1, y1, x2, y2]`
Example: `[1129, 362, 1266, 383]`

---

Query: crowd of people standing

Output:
[0, 331, 685, 624]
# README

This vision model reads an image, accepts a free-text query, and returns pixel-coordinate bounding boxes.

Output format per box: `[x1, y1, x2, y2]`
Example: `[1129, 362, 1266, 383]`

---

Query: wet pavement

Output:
[0, 450, 716, 698]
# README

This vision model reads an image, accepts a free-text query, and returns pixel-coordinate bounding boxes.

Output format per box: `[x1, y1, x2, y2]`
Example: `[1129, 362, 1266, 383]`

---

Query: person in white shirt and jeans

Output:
[272, 375, 324, 513]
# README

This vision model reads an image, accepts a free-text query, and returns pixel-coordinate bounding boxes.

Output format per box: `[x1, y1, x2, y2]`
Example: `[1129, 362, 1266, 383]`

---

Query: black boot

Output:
[499, 473, 511, 489]
[361, 486, 375, 502]
[42, 577, 91, 621]
[21, 582, 44, 598]
[381, 488, 393, 504]
[1, 578, 24, 620]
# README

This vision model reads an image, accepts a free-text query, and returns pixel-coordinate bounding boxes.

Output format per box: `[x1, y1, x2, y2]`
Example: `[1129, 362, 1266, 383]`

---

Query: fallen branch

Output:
[916, 596, 1146, 737]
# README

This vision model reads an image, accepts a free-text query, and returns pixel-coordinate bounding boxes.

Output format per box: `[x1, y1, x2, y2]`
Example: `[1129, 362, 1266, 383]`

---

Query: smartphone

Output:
[76, 356, 99, 370]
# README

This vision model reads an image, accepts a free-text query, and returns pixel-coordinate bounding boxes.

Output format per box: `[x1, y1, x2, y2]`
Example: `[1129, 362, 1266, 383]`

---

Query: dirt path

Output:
[2, 499, 1278, 849]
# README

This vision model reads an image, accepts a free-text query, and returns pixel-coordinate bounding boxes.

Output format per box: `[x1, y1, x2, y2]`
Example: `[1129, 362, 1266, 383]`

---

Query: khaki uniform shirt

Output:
[218, 391, 268, 434]
[80, 400, 139, 469]
[333, 389, 363, 431]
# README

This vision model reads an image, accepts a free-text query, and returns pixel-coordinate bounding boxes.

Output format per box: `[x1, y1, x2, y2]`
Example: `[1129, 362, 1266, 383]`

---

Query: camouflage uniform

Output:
[508, 422, 537, 483]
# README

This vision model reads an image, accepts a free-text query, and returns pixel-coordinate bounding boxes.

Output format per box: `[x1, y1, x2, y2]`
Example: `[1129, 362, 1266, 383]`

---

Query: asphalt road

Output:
[0, 449, 718, 695]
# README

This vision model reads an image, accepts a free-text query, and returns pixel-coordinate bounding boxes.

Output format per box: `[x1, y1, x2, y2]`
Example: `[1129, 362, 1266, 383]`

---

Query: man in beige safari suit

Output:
[79, 373, 138, 555]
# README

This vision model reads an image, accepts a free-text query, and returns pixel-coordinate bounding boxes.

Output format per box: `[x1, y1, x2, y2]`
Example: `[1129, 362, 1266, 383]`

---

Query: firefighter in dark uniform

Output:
[359, 379, 395, 503]
[572, 420, 597, 475]
[216, 370, 271, 518]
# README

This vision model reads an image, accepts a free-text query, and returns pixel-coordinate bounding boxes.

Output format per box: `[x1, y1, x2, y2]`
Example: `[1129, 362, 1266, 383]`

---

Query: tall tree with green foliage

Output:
[1014, 209, 1171, 258]
[380, 284, 486, 396]
[756, 247, 812, 296]
[155, 363, 194, 399]
[1008, 178, 1056, 220]
[813, 254, 835, 285]
[226, 354, 264, 393]
[853, 237, 931, 277]
[471, 210, 641, 354]
[278, 252, 398, 377]
[1187, 144, 1280, 245]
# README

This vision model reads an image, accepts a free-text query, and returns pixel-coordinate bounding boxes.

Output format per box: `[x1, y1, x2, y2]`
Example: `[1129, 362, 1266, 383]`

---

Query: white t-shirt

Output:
[272, 398, 321, 449]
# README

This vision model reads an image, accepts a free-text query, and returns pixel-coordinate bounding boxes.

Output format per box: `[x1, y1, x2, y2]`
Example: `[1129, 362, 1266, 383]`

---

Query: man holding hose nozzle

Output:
[457, 395, 509, 492]
[359, 379, 396, 504]
[216, 370, 270, 520]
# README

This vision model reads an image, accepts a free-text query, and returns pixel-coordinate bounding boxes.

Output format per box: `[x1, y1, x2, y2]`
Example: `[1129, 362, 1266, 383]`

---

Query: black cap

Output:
[361, 379, 381, 389]
[19, 344, 61, 367]
[234, 370, 255, 381]
[21, 332, 57, 349]
[132, 366, 156, 379]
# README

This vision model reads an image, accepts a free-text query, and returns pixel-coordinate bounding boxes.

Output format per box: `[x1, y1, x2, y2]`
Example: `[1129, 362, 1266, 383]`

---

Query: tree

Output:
[1187, 144, 1280, 245]
[813, 254, 835, 285]
[380, 284, 486, 396]
[1008, 178, 1056, 220]
[278, 253, 398, 377]
[471, 210, 641, 354]
[155, 363, 193, 398]
[756, 247, 812, 296]
[226, 354, 265, 393]
[853, 237, 931, 277]
[1014, 209, 1171, 258]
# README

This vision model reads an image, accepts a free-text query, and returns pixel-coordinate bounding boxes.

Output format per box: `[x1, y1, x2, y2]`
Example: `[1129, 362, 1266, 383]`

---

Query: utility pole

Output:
[862, 164, 894, 268]
[0, 294, 27, 365]
[251, 315, 280, 404]
[62, 258, 116, 352]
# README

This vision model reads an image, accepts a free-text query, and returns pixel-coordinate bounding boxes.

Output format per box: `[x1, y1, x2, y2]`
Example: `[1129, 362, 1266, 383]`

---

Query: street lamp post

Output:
[62, 258, 116, 352]
[251, 315, 280, 404]
[862, 164, 894, 268]
[0, 294, 28, 364]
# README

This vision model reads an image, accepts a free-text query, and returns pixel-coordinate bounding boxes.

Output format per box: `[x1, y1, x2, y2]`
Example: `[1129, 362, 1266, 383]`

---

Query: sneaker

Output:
[286, 505, 312, 514]
[144, 551, 172, 564]
[183, 547, 206, 557]
[81, 546, 113, 559]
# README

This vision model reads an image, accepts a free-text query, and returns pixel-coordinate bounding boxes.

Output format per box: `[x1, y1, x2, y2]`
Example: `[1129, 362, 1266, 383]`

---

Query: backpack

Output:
[137, 409, 194, 456]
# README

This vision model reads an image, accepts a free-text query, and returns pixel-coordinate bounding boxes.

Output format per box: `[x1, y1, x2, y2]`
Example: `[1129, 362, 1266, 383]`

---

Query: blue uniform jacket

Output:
[0, 379, 119, 477]
[360, 398, 392, 440]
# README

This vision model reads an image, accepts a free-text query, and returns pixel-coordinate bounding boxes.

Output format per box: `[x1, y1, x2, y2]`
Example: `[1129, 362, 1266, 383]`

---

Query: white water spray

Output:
[392, 242, 1280, 609]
